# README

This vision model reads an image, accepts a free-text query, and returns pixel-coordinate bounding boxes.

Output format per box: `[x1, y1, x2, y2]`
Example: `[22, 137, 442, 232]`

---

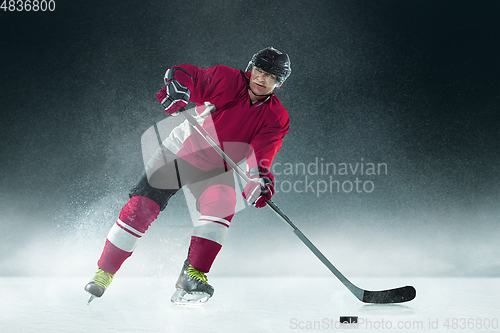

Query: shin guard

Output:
[188, 184, 236, 273]
[98, 196, 160, 274]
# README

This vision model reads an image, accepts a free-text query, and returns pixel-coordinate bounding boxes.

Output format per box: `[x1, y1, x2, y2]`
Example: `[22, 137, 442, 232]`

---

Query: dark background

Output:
[0, 0, 498, 278]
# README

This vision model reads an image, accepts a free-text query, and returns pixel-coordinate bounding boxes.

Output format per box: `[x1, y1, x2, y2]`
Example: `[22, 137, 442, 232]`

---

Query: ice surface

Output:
[1, 277, 499, 332]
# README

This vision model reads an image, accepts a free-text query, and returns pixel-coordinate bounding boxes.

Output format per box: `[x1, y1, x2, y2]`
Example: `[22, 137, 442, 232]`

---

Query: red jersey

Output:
[163, 64, 289, 172]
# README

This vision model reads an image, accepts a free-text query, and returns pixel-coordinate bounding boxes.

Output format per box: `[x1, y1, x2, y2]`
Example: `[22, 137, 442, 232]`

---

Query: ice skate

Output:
[84, 268, 115, 304]
[171, 259, 214, 305]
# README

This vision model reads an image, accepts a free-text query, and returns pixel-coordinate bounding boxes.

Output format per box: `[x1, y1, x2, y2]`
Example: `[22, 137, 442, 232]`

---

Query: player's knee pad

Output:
[198, 184, 237, 222]
[104, 196, 160, 259]
[192, 184, 236, 247]
[118, 196, 160, 233]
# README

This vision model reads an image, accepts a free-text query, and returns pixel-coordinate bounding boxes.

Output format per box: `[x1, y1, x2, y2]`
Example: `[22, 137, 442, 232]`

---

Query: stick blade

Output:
[362, 286, 416, 303]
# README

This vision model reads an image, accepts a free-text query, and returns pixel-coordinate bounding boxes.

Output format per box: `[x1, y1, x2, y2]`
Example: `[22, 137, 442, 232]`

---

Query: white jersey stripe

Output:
[163, 120, 194, 155]
[163, 103, 217, 156]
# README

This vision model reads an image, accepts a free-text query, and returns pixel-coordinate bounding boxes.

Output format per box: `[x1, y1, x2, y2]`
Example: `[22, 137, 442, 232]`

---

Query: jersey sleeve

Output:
[164, 64, 240, 109]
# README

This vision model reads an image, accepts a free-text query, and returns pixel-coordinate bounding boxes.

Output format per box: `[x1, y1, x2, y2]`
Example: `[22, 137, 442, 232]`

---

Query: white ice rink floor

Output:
[1, 277, 499, 333]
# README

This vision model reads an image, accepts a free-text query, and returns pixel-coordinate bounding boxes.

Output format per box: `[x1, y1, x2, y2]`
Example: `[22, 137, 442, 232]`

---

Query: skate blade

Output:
[87, 294, 97, 305]
[170, 289, 210, 305]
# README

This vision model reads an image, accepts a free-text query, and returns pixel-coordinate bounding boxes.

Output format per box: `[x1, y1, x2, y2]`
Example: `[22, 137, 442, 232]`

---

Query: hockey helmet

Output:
[246, 47, 291, 85]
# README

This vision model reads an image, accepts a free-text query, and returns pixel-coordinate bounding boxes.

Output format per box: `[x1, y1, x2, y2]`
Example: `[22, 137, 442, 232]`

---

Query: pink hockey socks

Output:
[97, 196, 160, 274]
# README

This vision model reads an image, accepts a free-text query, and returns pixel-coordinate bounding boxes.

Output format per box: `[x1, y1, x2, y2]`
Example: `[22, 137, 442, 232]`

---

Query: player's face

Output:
[249, 67, 278, 95]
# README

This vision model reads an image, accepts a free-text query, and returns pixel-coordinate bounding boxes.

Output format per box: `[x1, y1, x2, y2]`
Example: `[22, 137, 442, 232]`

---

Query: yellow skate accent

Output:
[92, 268, 114, 289]
[187, 266, 209, 284]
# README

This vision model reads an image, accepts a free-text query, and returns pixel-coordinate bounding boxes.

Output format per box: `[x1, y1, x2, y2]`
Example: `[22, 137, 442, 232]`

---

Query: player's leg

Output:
[188, 182, 236, 273]
[172, 172, 237, 304]
[85, 147, 187, 302]
[84, 174, 177, 302]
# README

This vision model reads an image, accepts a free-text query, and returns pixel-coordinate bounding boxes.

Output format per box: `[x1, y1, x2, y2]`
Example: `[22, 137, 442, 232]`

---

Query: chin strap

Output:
[240, 70, 273, 97]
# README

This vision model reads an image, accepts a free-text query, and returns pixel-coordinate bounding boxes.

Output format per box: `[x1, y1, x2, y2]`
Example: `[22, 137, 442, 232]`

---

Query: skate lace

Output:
[92, 269, 114, 289]
[187, 266, 209, 284]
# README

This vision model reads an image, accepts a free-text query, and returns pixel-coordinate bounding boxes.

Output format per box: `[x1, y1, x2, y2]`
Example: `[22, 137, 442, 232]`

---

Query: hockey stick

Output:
[177, 108, 416, 303]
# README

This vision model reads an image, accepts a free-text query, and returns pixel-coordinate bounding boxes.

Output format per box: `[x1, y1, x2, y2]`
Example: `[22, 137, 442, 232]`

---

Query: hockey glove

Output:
[156, 78, 190, 115]
[242, 167, 275, 208]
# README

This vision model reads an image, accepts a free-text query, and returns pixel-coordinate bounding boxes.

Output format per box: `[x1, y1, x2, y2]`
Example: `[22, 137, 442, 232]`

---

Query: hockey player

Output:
[84, 47, 292, 304]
